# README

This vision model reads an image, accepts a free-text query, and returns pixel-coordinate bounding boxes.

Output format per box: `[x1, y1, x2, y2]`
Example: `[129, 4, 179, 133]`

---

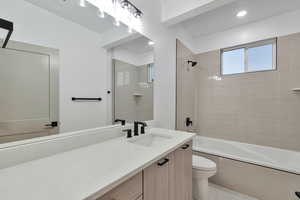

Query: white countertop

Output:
[0, 128, 194, 200]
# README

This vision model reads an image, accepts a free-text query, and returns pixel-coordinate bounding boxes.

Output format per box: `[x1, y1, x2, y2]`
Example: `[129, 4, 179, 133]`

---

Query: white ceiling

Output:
[179, 0, 300, 38]
[161, 0, 237, 26]
[115, 36, 153, 54]
[23, 0, 300, 45]
[24, 0, 117, 35]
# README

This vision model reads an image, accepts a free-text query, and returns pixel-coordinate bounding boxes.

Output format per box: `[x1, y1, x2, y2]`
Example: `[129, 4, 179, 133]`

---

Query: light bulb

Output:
[79, 0, 86, 7]
[148, 41, 155, 46]
[114, 19, 120, 27]
[128, 26, 133, 33]
[236, 10, 247, 18]
[97, 9, 105, 18]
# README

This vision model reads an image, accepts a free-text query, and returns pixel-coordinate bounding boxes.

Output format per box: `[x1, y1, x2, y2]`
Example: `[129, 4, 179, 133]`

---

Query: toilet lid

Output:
[192, 155, 216, 171]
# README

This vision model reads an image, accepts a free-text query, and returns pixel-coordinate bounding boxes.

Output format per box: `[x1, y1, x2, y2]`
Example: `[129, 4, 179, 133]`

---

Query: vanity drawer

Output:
[97, 172, 142, 200]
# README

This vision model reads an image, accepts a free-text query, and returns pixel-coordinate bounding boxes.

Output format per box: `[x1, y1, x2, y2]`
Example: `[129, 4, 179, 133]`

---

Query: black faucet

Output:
[122, 129, 132, 138]
[134, 121, 147, 136]
[140, 123, 147, 134]
[115, 119, 126, 126]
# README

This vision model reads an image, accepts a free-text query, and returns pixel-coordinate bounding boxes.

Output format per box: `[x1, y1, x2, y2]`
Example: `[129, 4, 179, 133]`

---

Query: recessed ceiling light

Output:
[236, 10, 247, 18]
[148, 41, 155, 46]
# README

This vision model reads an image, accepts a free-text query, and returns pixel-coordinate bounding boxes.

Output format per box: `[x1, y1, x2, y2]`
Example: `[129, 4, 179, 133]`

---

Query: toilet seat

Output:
[192, 155, 216, 171]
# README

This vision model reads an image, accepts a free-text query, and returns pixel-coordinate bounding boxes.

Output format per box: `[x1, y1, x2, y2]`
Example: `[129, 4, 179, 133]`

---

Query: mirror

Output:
[0, 0, 152, 144]
[111, 36, 154, 123]
[0, 41, 59, 144]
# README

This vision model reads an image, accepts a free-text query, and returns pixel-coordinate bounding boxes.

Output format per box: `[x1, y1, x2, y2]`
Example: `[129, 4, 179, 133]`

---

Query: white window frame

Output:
[221, 38, 277, 75]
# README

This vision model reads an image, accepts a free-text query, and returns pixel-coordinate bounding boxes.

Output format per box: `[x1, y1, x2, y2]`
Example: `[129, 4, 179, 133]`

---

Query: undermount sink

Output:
[128, 133, 173, 147]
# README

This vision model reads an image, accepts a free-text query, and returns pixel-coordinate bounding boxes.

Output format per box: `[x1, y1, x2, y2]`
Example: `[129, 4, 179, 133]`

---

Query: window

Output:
[147, 63, 154, 82]
[221, 39, 277, 75]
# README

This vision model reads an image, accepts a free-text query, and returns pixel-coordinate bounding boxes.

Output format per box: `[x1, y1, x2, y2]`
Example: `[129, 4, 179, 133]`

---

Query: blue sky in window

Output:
[248, 44, 273, 71]
[222, 48, 244, 75]
[222, 44, 273, 75]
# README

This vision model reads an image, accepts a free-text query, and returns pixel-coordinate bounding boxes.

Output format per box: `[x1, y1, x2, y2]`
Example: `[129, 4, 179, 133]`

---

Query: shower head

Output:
[187, 60, 197, 67]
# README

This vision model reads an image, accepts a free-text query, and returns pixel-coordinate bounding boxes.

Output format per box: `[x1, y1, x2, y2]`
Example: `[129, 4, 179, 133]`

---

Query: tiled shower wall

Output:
[114, 60, 153, 122]
[193, 32, 300, 151]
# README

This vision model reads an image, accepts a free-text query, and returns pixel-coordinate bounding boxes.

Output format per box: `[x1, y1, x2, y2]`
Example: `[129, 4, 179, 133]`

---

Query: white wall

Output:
[161, 0, 214, 21]
[161, 0, 237, 26]
[0, 0, 109, 132]
[193, 8, 300, 53]
[112, 48, 154, 66]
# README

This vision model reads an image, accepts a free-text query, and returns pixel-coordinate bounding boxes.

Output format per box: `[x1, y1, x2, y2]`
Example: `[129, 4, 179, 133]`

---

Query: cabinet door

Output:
[143, 154, 173, 200]
[97, 172, 142, 200]
[173, 141, 193, 200]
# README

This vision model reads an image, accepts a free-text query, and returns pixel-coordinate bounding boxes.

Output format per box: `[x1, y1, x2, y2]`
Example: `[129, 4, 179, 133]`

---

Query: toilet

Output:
[192, 155, 217, 200]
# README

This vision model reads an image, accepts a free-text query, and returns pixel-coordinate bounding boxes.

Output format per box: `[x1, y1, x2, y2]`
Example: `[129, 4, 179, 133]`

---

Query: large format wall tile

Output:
[192, 32, 300, 151]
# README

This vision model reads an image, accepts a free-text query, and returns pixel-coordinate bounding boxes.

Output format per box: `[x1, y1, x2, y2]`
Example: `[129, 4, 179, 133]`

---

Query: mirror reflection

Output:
[0, 41, 59, 143]
[111, 36, 154, 123]
[0, 0, 153, 144]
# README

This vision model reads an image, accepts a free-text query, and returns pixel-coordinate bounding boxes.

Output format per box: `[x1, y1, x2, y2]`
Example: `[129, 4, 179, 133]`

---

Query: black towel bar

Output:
[72, 97, 102, 101]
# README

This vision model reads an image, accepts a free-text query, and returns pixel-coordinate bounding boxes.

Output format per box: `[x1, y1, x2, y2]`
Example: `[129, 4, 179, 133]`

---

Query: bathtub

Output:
[193, 136, 300, 175]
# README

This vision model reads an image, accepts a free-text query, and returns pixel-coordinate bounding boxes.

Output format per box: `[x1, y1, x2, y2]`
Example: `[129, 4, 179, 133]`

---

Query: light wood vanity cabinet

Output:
[172, 141, 193, 200]
[96, 141, 192, 200]
[144, 141, 192, 200]
[97, 172, 143, 200]
[143, 153, 173, 200]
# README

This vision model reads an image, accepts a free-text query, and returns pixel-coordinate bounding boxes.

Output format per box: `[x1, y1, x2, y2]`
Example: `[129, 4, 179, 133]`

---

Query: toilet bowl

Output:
[192, 155, 217, 200]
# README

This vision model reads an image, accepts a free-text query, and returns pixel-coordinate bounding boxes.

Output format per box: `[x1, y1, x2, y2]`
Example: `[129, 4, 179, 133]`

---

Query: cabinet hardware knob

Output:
[157, 158, 169, 166]
[181, 144, 190, 150]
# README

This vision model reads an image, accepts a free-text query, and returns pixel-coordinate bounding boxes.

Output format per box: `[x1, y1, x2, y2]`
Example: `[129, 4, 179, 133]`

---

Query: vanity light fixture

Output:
[85, 0, 143, 32]
[236, 10, 247, 18]
[120, 0, 143, 19]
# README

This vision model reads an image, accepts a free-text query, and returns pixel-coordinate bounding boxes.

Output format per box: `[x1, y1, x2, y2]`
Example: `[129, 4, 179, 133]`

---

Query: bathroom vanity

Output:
[0, 128, 194, 200]
[95, 140, 192, 200]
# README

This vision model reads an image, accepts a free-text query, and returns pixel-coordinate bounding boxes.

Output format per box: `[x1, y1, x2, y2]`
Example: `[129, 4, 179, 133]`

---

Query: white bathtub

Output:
[193, 136, 300, 175]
